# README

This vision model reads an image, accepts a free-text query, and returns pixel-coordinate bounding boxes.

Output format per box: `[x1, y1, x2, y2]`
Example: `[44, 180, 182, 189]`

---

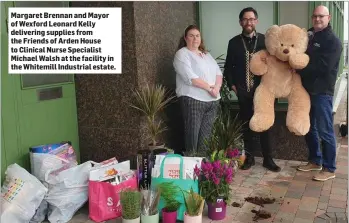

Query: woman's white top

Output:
[173, 47, 222, 102]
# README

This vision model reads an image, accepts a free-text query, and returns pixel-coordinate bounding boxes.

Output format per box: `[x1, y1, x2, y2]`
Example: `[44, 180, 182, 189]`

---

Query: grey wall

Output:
[72, 1, 196, 163]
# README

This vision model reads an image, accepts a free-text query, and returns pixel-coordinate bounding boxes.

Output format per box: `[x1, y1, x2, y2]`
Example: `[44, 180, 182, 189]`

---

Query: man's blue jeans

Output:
[305, 94, 336, 172]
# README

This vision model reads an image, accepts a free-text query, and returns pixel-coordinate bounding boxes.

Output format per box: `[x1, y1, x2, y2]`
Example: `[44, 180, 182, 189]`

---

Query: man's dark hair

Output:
[239, 7, 258, 21]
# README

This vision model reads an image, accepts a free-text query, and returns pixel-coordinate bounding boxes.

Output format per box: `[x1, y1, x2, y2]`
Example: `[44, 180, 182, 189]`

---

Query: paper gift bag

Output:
[88, 175, 137, 222]
[151, 154, 199, 221]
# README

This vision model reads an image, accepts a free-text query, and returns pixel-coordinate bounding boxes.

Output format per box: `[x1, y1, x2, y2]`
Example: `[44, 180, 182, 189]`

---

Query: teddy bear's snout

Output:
[283, 49, 290, 54]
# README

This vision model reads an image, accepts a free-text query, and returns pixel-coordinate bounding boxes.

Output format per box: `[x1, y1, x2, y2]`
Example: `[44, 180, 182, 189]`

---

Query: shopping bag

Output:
[88, 174, 138, 222]
[151, 154, 199, 221]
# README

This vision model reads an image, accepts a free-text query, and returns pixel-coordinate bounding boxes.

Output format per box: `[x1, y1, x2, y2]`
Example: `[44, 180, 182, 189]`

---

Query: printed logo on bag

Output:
[1, 178, 25, 202]
[314, 43, 321, 47]
[106, 197, 121, 212]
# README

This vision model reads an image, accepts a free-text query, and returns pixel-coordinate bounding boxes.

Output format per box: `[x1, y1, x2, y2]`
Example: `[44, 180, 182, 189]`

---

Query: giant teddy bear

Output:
[249, 24, 311, 136]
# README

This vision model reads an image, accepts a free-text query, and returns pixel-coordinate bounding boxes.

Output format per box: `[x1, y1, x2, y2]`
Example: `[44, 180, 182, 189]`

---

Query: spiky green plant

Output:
[129, 84, 175, 146]
[120, 189, 141, 219]
[157, 182, 181, 212]
[205, 105, 245, 156]
[182, 187, 204, 216]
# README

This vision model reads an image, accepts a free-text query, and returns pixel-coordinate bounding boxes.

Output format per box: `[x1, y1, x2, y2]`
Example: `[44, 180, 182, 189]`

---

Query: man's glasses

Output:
[312, 14, 329, 19]
[241, 18, 256, 23]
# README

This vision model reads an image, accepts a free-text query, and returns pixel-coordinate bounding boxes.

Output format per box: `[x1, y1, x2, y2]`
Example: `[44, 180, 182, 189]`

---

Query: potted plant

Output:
[157, 182, 181, 223]
[194, 156, 235, 220]
[129, 84, 175, 150]
[120, 189, 142, 223]
[140, 186, 161, 223]
[182, 187, 205, 223]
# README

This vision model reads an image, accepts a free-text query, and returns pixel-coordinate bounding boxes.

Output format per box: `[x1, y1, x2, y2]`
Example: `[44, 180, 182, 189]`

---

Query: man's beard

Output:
[243, 26, 255, 35]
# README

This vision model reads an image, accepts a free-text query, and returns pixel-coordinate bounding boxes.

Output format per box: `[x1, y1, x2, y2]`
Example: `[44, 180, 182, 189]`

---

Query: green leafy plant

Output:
[157, 182, 181, 212]
[181, 187, 204, 216]
[205, 105, 245, 156]
[129, 84, 175, 146]
[120, 189, 141, 219]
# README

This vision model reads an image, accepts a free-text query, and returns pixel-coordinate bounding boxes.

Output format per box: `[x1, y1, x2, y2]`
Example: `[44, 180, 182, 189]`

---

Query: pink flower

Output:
[227, 148, 240, 158]
[212, 174, 220, 185]
[194, 165, 201, 177]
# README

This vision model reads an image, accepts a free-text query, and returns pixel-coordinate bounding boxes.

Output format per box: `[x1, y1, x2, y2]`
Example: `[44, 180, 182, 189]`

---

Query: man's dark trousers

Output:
[305, 94, 336, 172]
[237, 93, 272, 158]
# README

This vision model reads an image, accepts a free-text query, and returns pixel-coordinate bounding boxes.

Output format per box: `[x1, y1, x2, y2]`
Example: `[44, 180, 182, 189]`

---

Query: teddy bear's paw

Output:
[249, 114, 274, 132]
[287, 118, 310, 136]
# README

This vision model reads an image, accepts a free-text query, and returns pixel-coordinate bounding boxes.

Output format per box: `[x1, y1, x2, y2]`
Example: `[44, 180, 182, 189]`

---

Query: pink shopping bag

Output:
[88, 176, 137, 222]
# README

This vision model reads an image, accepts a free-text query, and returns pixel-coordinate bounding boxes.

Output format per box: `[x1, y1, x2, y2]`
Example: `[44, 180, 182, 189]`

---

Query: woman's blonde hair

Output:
[177, 24, 207, 53]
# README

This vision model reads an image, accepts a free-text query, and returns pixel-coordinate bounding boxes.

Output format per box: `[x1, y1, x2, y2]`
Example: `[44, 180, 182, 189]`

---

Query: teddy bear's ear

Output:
[265, 25, 280, 55]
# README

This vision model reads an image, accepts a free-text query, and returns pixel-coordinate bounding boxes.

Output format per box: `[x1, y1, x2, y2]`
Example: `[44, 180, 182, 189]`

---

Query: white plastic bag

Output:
[1, 163, 48, 223]
[45, 161, 93, 223]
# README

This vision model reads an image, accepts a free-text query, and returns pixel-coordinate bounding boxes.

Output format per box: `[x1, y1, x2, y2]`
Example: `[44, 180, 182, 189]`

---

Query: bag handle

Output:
[159, 154, 184, 179]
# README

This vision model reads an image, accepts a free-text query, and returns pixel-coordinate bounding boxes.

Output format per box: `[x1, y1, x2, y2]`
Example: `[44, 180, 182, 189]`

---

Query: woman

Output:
[173, 24, 222, 155]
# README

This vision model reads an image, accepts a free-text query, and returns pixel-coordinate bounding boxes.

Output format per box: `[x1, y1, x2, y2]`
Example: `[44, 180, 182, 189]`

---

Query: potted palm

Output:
[120, 189, 142, 223]
[129, 84, 175, 150]
[140, 186, 161, 223]
[182, 188, 205, 223]
[157, 182, 181, 223]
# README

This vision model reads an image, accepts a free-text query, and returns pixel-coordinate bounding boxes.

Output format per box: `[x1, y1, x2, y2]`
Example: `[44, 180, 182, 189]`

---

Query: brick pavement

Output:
[67, 137, 348, 223]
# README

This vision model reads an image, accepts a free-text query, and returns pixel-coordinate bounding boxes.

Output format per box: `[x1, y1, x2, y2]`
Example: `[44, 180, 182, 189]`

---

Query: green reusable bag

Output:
[151, 154, 199, 221]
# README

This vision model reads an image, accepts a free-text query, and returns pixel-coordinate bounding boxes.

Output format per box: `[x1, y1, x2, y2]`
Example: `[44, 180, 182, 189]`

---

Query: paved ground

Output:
[67, 81, 348, 223]
[67, 137, 347, 223]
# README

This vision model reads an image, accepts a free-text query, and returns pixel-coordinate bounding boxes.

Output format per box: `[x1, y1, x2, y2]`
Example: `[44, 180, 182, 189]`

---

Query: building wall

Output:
[72, 1, 196, 163]
[279, 1, 309, 29]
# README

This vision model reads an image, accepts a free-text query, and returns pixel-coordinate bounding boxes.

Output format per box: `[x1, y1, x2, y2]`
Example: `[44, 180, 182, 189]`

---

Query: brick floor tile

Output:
[298, 197, 318, 212]
[328, 199, 347, 208]
[317, 202, 328, 210]
[240, 201, 260, 213]
[327, 207, 346, 212]
[202, 217, 213, 223]
[295, 210, 315, 220]
[293, 218, 315, 223]
[336, 173, 348, 179]
[274, 212, 295, 222]
[270, 186, 288, 198]
[262, 203, 282, 214]
[279, 198, 300, 213]
[319, 196, 329, 202]
[320, 190, 331, 196]
[332, 183, 348, 190]
[287, 161, 302, 166]
[330, 194, 348, 201]
[331, 188, 347, 195]
[285, 191, 303, 199]
[334, 178, 348, 184]
[303, 190, 321, 198]
[315, 209, 326, 217]
[313, 217, 328, 223]
[274, 181, 291, 187]
[233, 212, 255, 222]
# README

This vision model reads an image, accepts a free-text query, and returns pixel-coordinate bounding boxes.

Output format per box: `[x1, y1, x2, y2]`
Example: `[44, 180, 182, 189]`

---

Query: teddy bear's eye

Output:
[291, 44, 294, 47]
[281, 44, 284, 46]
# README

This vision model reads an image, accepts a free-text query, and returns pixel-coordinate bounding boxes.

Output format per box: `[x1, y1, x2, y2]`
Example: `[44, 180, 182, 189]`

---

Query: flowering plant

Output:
[194, 148, 239, 203]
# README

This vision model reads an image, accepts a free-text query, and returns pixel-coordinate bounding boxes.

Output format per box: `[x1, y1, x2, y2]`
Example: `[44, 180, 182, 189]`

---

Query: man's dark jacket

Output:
[223, 32, 266, 96]
[298, 25, 343, 96]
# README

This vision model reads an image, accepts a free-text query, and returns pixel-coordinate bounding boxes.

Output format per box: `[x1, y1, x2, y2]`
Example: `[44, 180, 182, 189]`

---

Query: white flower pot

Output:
[184, 212, 202, 223]
[141, 212, 159, 223]
[122, 216, 140, 223]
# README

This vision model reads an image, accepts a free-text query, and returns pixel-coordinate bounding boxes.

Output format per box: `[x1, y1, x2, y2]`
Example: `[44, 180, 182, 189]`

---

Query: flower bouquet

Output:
[194, 150, 237, 220]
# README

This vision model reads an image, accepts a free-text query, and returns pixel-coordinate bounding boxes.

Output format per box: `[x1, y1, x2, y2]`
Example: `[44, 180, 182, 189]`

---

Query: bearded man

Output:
[223, 7, 281, 172]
